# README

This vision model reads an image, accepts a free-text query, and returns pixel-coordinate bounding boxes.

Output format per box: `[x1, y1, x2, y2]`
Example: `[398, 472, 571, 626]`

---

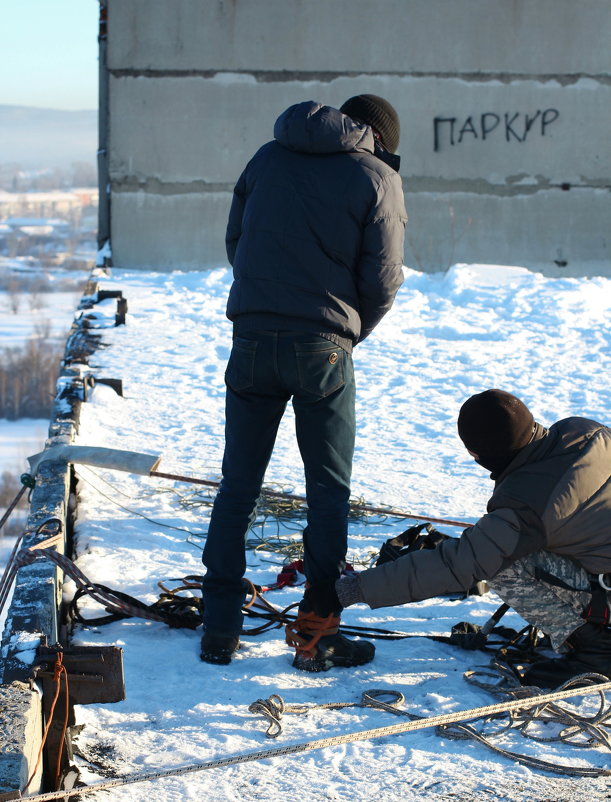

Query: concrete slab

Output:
[111, 190, 231, 269]
[107, 0, 611, 75]
[0, 682, 43, 797]
[109, 184, 611, 274]
[107, 75, 611, 186]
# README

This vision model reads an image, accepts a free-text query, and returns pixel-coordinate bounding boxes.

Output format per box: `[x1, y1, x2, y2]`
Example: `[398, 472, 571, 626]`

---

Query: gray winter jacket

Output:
[225, 101, 407, 352]
[353, 417, 611, 609]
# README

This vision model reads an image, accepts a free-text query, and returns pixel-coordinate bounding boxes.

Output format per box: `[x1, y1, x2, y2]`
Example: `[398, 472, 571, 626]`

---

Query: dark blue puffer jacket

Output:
[225, 101, 407, 351]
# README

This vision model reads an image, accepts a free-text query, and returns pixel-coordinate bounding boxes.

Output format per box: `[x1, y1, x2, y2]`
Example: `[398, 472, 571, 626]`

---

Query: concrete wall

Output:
[0, 285, 106, 796]
[105, 0, 611, 275]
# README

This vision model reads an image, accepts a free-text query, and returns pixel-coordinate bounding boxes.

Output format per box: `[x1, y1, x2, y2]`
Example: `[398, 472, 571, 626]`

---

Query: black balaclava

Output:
[457, 389, 535, 477]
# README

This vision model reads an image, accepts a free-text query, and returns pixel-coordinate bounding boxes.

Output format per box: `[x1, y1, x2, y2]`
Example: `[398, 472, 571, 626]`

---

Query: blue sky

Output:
[1, 0, 99, 110]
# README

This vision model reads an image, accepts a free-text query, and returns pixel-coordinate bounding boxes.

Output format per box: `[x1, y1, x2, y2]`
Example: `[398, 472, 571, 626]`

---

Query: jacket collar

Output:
[374, 142, 401, 172]
[491, 422, 548, 483]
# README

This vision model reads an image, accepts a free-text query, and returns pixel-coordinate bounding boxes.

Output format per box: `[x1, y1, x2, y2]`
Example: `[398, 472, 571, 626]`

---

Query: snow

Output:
[0, 273, 87, 590]
[0, 288, 83, 348]
[47, 264, 611, 799]
[0, 418, 48, 475]
[0, 418, 48, 565]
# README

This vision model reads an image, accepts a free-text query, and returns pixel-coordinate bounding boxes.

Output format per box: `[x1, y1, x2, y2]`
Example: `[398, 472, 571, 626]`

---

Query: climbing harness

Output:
[374, 522, 489, 596]
[534, 565, 611, 627]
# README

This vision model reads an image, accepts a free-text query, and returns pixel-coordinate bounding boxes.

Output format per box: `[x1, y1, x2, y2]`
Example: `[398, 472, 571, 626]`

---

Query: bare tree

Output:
[6, 278, 21, 314]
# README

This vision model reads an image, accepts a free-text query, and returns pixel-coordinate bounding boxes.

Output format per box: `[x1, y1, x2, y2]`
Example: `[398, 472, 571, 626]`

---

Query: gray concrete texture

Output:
[109, 75, 609, 185]
[111, 186, 609, 276]
[108, 0, 611, 75]
[0, 682, 43, 796]
[105, 0, 611, 274]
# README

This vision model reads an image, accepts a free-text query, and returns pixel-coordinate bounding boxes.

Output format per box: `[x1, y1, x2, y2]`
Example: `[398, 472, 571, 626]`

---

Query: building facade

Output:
[101, 0, 611, 276]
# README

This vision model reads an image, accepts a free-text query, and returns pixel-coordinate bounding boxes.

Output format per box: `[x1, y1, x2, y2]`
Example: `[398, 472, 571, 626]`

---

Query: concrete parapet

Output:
[0, 283, 107, 795]
[109, 184, 610, 276]
[0, 682, 43, 797]
[404, 188, 610, 275]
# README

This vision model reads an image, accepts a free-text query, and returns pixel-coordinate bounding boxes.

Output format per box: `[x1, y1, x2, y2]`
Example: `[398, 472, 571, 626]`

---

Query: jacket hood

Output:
[273, 101, 375, 155]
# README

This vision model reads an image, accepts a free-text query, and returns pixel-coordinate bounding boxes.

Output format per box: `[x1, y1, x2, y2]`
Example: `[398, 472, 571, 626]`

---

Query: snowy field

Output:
[0, 287, 84, 349]
[59, 264, 610, 801]
[0, 271, 87, 557]
[0, 419, 49, 475]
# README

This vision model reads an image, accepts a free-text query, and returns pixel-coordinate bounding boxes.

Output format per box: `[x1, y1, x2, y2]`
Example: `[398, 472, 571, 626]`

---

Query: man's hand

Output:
[375, 522, 450, 566]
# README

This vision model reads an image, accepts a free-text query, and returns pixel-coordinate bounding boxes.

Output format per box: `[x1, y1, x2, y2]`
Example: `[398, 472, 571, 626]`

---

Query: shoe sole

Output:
[200, 651, 234, 665]
[200, 641, 241, 665]
[292, 652, 374, 673]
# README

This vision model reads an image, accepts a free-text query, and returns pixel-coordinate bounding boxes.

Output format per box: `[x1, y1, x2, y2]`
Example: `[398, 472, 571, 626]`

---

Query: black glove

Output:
[449, 621, 488, 650]
[375, 523, 450, 567]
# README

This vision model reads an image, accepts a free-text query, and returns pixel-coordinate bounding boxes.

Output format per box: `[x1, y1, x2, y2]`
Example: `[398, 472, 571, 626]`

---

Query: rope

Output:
[74, 466, 471, 570]
[0, 473, 34, 534]
[65, 567, 512, 652]
[74, 468, 205, 538]
[7, 518, 611, 792]
[23, 652, 70, 793]
[0, 518, 62, 620]
[248, 689, 411, 738]
[248, 671, 611, 776]
[15, 678, 611, 801]
[440, 668, 611, 775]
[18, 548, 174, 626]
[150, 469, 473, 528]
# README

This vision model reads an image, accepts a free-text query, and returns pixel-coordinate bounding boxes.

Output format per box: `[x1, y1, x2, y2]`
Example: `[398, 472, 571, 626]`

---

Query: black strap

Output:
[534, 568, 610, 626]
[582, 579, 610, 626]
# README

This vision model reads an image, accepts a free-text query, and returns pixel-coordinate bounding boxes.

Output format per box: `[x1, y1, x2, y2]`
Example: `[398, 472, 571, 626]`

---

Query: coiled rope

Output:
[14, 677, 611, 801]
[248, 671, 611, 776]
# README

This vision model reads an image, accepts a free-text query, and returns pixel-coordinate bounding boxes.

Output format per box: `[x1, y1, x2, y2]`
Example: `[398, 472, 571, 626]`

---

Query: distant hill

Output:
[0, 105, 97, 169]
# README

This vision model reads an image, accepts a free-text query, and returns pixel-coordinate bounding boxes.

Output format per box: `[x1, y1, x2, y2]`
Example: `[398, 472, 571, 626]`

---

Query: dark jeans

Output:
[201, 331, 356, 636]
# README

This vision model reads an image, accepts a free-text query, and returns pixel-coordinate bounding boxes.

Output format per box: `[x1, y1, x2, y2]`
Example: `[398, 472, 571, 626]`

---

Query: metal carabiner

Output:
[598, 573, 611, 591]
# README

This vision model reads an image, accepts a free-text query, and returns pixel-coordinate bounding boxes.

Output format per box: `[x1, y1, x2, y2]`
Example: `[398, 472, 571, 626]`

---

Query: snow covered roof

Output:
[3, 217, 69, 227]
[61, 264, 611, 799]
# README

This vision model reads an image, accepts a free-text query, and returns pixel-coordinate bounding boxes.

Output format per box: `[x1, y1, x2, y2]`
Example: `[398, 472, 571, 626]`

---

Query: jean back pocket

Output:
[225, 337, 258, 392]
[294, 342, 346, 397]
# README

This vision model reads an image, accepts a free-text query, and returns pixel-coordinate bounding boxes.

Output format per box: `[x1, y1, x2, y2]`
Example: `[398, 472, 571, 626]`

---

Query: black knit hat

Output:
[457, 389, 535, 473]
[340, 94, 400, 153]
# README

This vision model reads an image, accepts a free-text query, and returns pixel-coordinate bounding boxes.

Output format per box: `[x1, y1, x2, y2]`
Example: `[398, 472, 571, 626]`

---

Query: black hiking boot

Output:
[286, 610, 375, 672]
[200, 632, 240, 665]
[521, 623, 611, 688]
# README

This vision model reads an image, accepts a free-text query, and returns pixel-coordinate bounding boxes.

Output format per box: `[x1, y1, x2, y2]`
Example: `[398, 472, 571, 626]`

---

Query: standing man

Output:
[201, 96, 407, 671]
[333, 390, 611, 688]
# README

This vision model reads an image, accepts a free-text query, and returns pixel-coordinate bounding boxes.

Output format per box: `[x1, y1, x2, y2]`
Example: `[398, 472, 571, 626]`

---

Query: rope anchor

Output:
[249, 689, 408, 738]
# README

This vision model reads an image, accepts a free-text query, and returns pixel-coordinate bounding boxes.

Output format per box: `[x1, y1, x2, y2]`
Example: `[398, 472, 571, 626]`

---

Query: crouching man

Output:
[320, 389, 611, 687]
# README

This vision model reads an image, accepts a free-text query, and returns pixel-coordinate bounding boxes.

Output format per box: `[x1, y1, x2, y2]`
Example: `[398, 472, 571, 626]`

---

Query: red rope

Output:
[23, 652, 70, 793]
